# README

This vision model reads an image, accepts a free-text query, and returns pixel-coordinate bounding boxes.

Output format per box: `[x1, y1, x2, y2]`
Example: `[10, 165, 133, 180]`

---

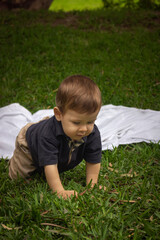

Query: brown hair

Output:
[56, 75, 102, 114]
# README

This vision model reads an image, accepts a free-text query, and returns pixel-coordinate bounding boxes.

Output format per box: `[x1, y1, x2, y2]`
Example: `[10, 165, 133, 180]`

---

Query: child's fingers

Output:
[99, 185, 107, 190]
[58, 190, 78, 199]
[79, 185, 106, 196]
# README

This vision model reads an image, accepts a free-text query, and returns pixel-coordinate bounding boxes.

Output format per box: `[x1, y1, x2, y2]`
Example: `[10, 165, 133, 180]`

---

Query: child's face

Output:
[54, 108, 99, 141]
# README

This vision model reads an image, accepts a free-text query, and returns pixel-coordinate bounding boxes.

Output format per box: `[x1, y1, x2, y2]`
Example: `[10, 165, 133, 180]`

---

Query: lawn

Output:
[0, 7, 160, 239]
[49, 0, 104, 11]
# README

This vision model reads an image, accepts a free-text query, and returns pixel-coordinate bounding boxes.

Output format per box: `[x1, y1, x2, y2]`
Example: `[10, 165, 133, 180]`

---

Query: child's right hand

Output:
[44, 165, 78, 199]
[57, 190, 78, 199]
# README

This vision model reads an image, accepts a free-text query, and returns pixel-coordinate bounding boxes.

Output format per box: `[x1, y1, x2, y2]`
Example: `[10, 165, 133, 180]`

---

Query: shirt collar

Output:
[53, 116, 65, 137]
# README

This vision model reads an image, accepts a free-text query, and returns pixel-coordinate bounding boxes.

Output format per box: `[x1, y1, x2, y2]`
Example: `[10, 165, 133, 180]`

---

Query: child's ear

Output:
[54, 107, 62, 121]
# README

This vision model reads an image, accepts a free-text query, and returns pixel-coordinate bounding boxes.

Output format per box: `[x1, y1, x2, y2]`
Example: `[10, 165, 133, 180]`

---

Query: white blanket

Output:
[0, 103, 160, 159]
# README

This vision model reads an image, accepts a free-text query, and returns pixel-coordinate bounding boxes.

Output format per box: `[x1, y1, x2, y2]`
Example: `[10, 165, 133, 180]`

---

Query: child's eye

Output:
[87, 121, 94, 124]
[72, 122, 80, 125]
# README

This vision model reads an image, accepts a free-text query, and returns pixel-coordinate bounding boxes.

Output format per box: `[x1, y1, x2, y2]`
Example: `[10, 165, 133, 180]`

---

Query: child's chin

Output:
[71, 136, 82, 140]
[75, 135, 84, 140]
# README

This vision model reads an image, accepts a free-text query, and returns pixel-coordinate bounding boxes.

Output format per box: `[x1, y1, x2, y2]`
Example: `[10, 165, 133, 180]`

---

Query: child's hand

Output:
[79, 185, 106, 196]
[90, 184, 106, 191]
[57, 190, 78, 199]
[98, 185, 107, 191]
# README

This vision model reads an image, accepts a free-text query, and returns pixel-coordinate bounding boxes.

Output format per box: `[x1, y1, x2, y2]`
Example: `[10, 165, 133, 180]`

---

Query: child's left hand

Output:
[79, 185, 106, 196]
[98, 185, 107, 191]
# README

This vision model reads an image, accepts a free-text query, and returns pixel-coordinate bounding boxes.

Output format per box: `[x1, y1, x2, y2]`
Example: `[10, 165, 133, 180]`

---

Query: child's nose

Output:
[79, 124, 88, 132]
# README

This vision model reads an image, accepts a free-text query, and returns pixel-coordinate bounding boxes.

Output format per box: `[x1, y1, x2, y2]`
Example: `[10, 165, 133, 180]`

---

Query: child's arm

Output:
[86, 162, 101, 188]
[44, 165, 77, 199]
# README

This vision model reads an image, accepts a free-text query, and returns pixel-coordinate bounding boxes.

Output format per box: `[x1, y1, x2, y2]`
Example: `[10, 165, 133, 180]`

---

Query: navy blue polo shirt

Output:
[26, 116, 102, 174]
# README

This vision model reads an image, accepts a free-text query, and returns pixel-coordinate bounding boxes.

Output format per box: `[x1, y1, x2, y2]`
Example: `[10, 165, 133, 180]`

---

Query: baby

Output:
[9, 75, 102, 199]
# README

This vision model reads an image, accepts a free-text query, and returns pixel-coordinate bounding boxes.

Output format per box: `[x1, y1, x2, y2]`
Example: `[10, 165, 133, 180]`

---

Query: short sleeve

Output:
[83, 125, 102, 164]
[37, 136, 59, 167]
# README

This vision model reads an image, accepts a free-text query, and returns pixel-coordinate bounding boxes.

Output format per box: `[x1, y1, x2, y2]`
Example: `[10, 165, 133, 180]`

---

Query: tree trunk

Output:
[0, 0, 53, 10]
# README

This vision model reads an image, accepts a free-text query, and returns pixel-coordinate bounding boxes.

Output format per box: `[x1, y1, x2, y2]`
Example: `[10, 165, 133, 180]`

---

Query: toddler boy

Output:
[9, 75, 102, 199]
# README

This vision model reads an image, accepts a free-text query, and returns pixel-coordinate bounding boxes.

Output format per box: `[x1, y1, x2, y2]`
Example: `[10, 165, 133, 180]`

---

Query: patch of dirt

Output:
[51, 15, 79, 28]
[49, 11, 160, 32]
[1, 9, 160, 32]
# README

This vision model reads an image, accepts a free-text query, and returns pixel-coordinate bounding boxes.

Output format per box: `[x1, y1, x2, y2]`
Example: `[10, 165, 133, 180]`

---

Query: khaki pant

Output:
[9, 122, 36, 180]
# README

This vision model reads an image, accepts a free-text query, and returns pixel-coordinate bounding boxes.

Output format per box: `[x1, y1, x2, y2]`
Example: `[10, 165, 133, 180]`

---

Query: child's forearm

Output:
[86, 162, 101, 187]
[44, 164, 64, 194]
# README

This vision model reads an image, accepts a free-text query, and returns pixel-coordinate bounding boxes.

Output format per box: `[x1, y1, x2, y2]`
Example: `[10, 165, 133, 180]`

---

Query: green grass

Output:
[0, 9, 160, 111]
[49, 0, 104, 12]
[0, 8, 160, 239]
[1, 143, 160, 239]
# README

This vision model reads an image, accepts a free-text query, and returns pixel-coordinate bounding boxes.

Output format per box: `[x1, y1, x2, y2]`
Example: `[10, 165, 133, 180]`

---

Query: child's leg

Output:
[9, 123, 36, 180]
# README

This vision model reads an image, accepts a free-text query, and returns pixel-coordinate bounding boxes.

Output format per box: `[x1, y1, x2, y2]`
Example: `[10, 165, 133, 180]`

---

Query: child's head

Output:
[55, 75, 102, 115]
[54, 75, 102, 140]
